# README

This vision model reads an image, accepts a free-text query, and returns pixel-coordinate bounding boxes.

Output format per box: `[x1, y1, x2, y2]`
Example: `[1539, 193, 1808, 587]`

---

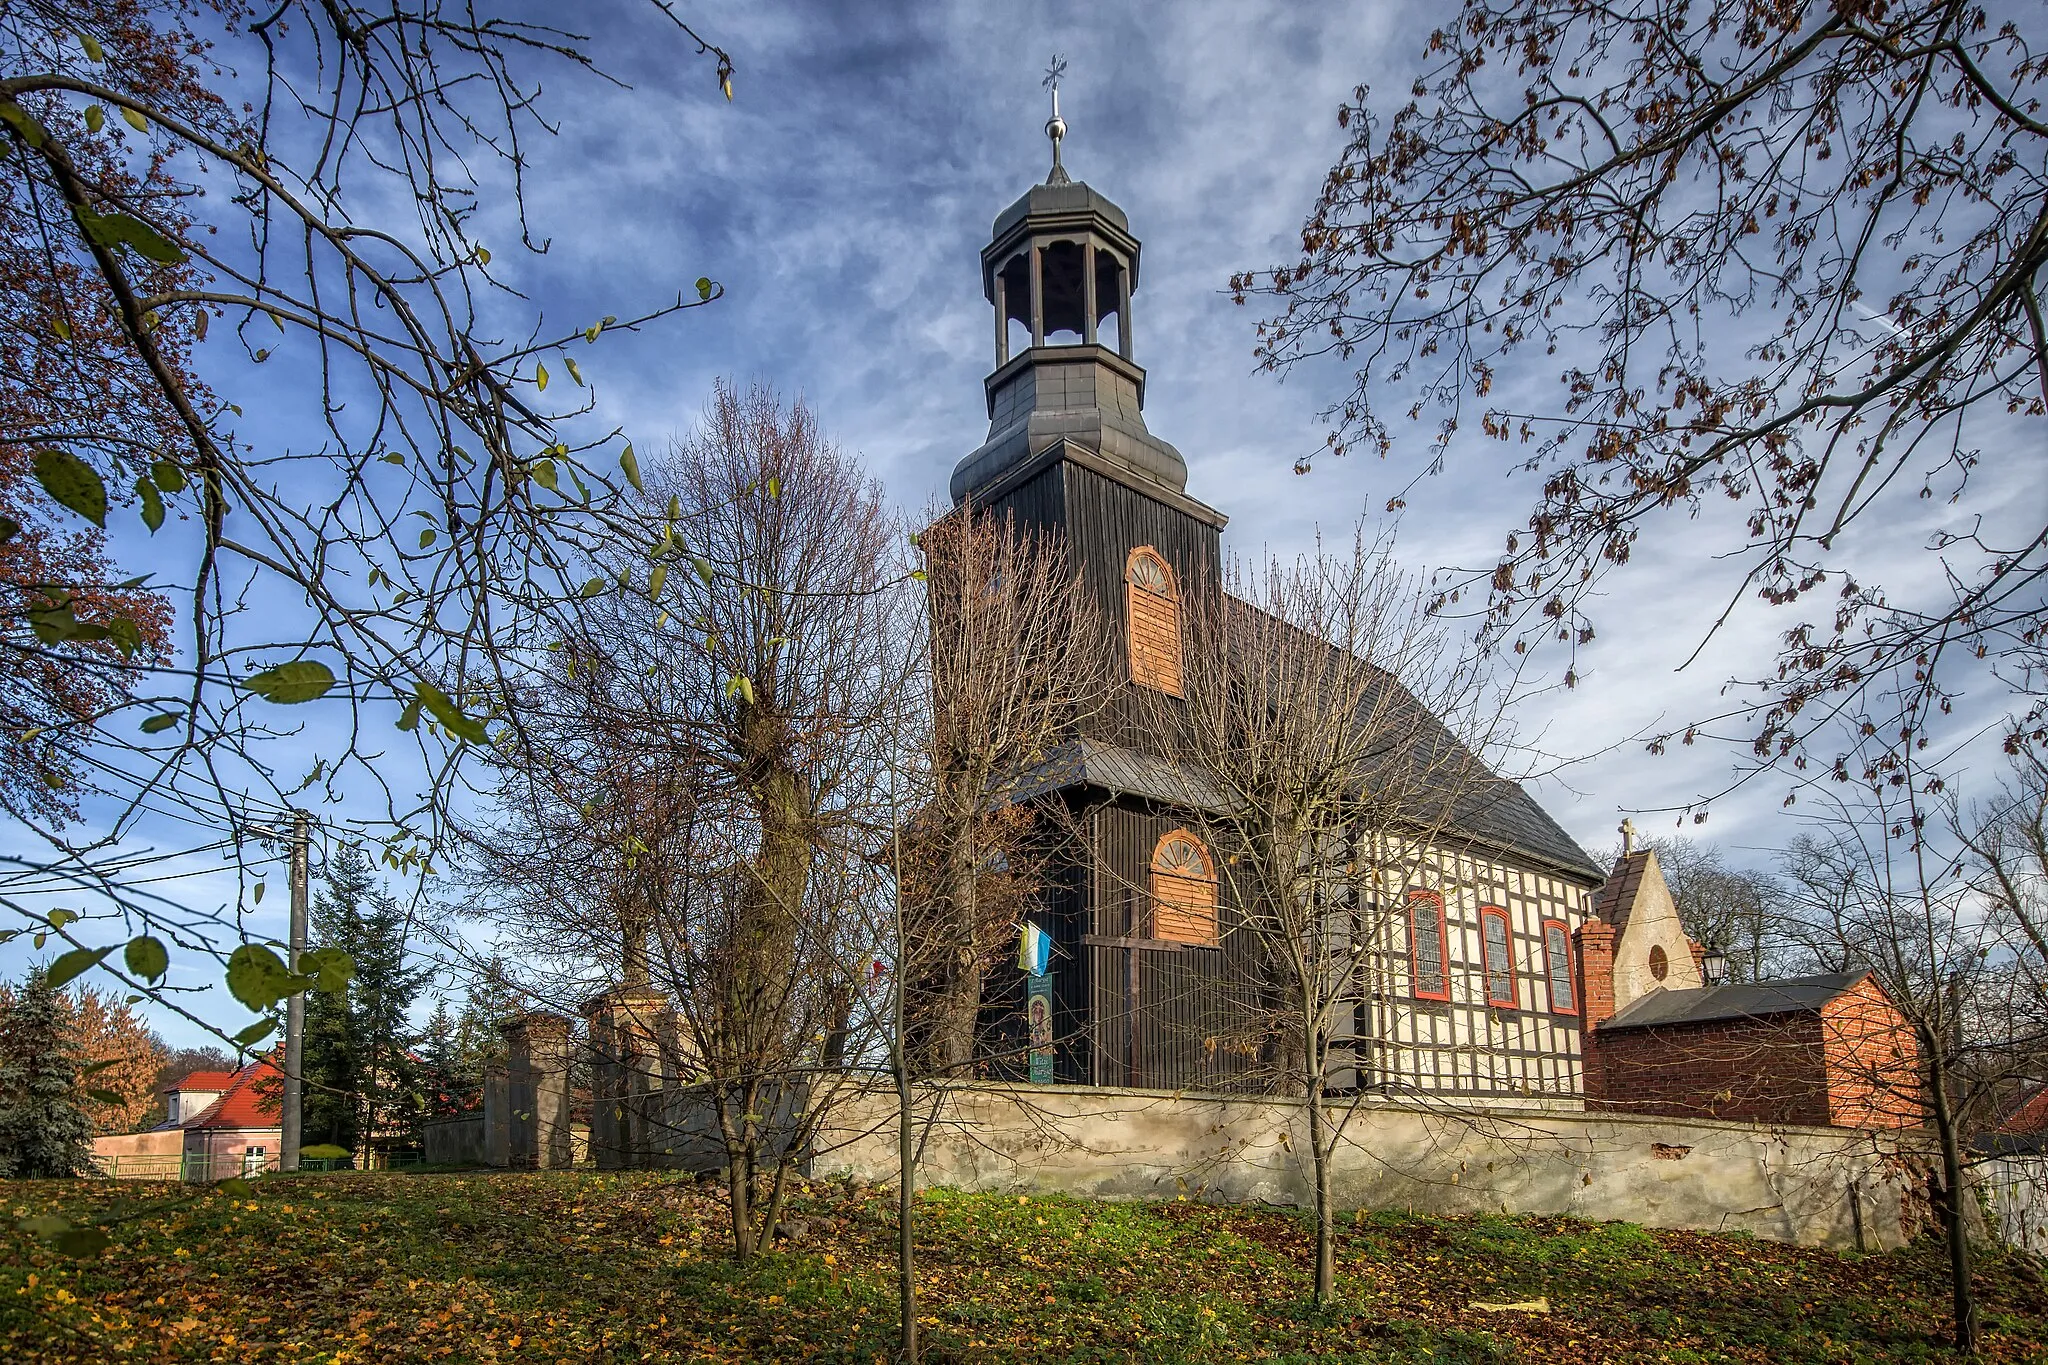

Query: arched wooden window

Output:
[1150, 830, 1217, 946]
[1126, 546, 1183, 695]
[1408, 889, 1451, 1001]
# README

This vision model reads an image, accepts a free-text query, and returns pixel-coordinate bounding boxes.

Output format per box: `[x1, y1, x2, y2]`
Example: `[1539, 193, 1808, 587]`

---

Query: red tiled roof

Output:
[2003, 1086, 2048, 1136]
[164, 1069, 239, 1095]
[183, 1059, 283, 1132]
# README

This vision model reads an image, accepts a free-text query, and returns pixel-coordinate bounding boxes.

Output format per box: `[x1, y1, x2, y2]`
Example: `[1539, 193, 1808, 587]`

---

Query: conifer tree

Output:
[0, 968, 96, 1178]
[301, 847, 433, 1157]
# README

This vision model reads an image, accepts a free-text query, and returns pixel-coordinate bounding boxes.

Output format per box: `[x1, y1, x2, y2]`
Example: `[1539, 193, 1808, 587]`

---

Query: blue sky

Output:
[8, 0, 2037, 1047]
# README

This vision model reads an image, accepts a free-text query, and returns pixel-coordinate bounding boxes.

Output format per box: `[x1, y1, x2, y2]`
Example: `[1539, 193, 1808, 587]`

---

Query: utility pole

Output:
[281, 809, 311, 1172]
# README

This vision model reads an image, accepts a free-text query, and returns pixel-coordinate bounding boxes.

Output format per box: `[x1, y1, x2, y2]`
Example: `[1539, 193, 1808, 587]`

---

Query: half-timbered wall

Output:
[1352, 843, 1593, 1103]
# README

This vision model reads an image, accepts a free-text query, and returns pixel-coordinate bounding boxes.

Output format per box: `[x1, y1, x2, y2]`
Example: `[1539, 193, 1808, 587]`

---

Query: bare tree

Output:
[461, 382, 910, 1261]
[1238, 0, 2048, 804]
[1136, 529, 1527, 1305]
[1775, 714, 2048, 1356]
[901, 505, 1114, 1075]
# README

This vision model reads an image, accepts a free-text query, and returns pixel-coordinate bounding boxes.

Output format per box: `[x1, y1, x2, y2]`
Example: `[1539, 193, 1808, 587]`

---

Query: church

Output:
[947, 99, 1620, 1106]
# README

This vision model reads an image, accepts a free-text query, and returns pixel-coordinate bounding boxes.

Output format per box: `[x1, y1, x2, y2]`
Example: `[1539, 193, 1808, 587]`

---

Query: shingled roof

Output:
[1003, 599, 1604, 885]
[1602, 971, 1873, 1032]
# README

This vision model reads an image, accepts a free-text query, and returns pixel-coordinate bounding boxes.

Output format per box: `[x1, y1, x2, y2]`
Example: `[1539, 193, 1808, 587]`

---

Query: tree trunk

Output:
[1303, 1017, 1335, 1305]
[932, 819, 983, 1075]
[1926, 1049, 1979, 1355]
[897, 1044, 919, 1363]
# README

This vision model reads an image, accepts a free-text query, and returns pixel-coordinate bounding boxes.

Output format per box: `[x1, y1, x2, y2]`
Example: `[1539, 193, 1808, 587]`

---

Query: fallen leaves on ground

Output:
[0, 1171, 2040, 1362]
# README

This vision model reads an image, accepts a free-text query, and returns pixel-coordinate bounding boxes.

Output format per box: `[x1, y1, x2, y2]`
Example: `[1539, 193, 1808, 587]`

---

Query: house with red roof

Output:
[92, 1057, 284, 1180]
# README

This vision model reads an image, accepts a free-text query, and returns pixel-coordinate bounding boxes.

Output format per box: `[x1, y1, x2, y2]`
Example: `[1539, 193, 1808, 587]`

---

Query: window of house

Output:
[1150, 830, 1217, 945]
[1408, 890, 1451, 1001]
[1126, 546, 1183, 695]
[1541, 918, 1577, 1015]
[1480, 906, 1517, 1008]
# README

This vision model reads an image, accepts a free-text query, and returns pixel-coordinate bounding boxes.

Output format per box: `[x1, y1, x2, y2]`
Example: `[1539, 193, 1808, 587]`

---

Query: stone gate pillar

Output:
[584, 988, 677, 1170]
[482, 1059, 510, 1168]
[501, 1012, 574, 1169]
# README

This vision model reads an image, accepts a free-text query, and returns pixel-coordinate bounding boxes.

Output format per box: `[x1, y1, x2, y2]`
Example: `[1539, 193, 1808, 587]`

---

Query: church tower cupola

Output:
[950, 74, 1189, 505]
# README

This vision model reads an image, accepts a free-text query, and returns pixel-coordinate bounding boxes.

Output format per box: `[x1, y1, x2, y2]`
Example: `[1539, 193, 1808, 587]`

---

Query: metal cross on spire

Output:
[1043, 54, 1071, 185]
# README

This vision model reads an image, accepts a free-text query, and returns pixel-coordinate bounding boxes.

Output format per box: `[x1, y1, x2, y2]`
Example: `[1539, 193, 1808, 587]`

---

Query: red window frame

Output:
[1407, 890, 1451, 1001]
[1540, 917, 1577, 1015]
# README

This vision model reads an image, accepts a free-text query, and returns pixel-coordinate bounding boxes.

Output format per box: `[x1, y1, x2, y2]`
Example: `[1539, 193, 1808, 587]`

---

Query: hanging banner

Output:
[1026, 972, 1054, 1084]
[1017, 920, 1051, 976]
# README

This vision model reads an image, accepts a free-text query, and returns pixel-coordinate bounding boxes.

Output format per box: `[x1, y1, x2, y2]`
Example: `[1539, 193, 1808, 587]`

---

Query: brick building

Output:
[1574, 845, 1919, 1128]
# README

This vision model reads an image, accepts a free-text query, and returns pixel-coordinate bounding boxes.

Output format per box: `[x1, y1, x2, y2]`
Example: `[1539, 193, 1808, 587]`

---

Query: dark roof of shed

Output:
[1602, 971, 1872, 1032]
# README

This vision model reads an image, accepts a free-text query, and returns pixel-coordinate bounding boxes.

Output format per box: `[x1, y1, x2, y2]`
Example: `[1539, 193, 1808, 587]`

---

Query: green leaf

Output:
[766, 476, 781, 499]
[564, 356, 583, 386]
[696, 276, 714, 301]
[418, 528, 436, 549]
[124, 934, 169, 980]
[152, 459, 187, 492]
[84, 1088, 124, 1105]
[0, 515, 18, 544]
[620, 443, 642, 492]
[106, 617, 142, 658]
[46, 945, 114, 989]
[231, 1019, 277, 1048]
[252, 881, 266, 905]
[0, 103, 47, 148]
[48, 909, 74, 930]
[580, 577, 605, 599]
[725, 674, 756, 705]
[78, 1056, 124, 1077]
[33, 449, 107, 527]
[119, 106, 147, 133]
[139, 712, 179, 733]
[396, 696, 422, 732]
[476, 246, 491, 266]
[414, 681, 488, 745]
[299, 945, 355, 994]
[530, 458, 558, 492]
[535, 362, 549, 392]
[135, 475, 164, 532]
[215, 1177, 252, 1197]
[910, 569, 927, 581]
[691, 556, 713, 585]
[75, 208, 183, 264]
[242, 660, 336, 704]
[17, 1215, 68, 1239]
[84, 104, 104, 134]
[225, 943, 293, 1010]
[648, 564, 667, 600]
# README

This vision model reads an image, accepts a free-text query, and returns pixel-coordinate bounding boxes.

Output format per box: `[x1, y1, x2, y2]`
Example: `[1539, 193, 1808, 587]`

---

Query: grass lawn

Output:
[2, 1171, 2043, 1362]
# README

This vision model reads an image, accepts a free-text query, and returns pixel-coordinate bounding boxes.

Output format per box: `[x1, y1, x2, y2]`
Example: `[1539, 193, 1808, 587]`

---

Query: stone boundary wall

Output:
[809, 1082, 1935, 1253]
[1979, 1156, 2048, 1256]
[421, 1116, 487, 1168]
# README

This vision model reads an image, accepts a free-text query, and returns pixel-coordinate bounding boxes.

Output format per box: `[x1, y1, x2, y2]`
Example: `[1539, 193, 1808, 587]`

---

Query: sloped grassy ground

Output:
[1, 1171, 2042, 1362]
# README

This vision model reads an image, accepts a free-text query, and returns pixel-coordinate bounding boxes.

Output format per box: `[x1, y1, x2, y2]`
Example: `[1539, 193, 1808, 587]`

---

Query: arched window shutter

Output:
[1150, 830, 1217, 946]
[1126, 546, 1183, 695]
